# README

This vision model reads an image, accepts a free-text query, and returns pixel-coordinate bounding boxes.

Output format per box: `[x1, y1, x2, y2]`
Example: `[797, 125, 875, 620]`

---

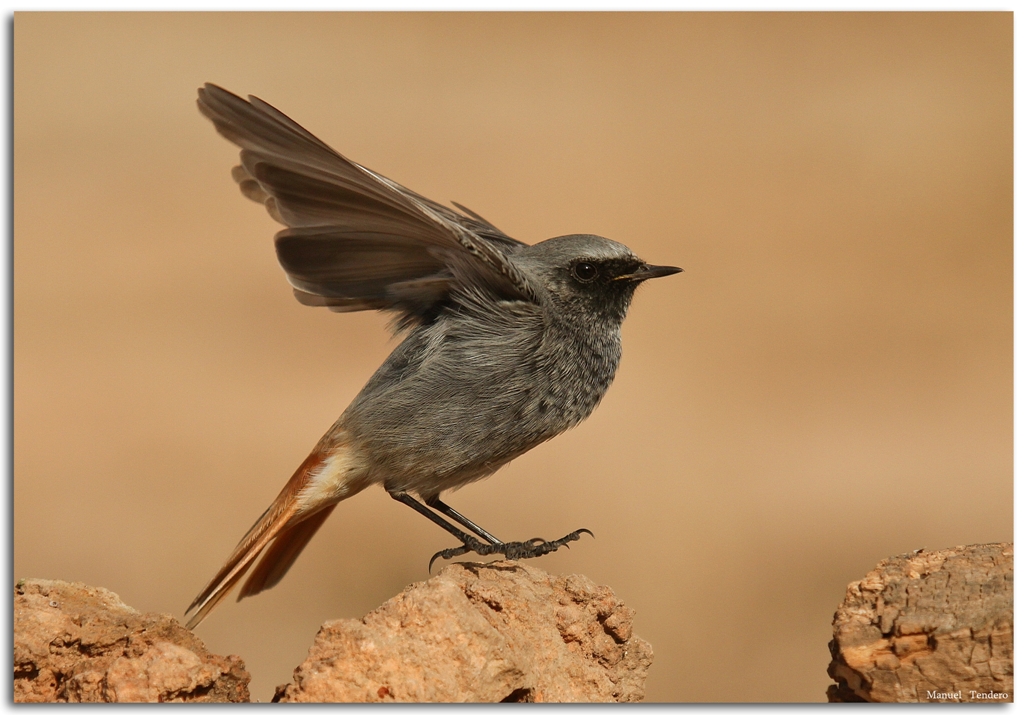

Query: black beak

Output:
[616, 263, 683, 282]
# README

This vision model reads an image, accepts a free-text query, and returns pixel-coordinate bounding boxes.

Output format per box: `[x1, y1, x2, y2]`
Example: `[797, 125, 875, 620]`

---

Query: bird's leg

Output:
[389, 492, 593, 571]
[389, 491, 484, 545]
[424, 495, 503, 545]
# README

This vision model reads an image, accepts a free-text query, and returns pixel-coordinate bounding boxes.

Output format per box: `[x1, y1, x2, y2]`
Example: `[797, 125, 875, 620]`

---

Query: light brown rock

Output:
[13, 578, 250, 702]
[827, 543, 1013, 703]
[273, 561, 653, 702]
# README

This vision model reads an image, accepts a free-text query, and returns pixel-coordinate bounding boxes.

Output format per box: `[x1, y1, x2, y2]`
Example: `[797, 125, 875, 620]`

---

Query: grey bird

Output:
[186, 84, 681, 629]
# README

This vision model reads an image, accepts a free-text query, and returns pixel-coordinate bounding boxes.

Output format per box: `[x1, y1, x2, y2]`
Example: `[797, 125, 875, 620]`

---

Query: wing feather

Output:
[197, 84, 537, 326]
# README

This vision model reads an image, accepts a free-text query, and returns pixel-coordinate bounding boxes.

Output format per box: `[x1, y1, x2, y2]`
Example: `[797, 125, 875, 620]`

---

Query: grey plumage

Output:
[186, 84, 680, 628]
[347, 235, 643, 497]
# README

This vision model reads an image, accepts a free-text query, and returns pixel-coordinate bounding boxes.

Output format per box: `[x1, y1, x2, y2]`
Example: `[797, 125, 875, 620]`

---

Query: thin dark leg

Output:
[425, 495, 503, 545]
[389, 491, 594, 571]
[389, 491, 479, 544]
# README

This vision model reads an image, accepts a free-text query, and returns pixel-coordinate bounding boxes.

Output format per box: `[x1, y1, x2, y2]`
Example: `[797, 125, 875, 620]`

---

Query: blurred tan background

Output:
[14, 12, 1011, 702]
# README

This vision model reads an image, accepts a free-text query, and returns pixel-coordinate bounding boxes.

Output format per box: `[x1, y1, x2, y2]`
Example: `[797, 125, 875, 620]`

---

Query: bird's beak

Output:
[615, 263, 684, 282]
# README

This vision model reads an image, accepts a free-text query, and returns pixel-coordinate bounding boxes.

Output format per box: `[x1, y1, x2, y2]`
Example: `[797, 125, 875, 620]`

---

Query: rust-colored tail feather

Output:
[185, 447, 332, 630]
[238, 503, 337, 599]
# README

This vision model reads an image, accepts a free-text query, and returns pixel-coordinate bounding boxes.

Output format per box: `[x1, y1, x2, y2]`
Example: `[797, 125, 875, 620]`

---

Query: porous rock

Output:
[827, 543, 1012, 703]
[273, 561, 653, 702]
[13, 579, 250, 702]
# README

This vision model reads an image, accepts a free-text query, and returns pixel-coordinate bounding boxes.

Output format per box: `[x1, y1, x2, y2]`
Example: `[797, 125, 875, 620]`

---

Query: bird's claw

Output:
[427, 528, 593, 572]
[428, 542, 477, 571]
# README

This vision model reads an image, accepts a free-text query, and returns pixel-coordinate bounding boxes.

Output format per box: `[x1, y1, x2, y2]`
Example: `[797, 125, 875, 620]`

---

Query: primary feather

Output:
[197, 84, 537, 330]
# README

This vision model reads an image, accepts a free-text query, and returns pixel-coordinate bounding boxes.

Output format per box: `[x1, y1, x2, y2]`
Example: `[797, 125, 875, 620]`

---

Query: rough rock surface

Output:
[13, 579, 250, 702]
[827, 543, 1012, 703]
[273, 561, 653, 702]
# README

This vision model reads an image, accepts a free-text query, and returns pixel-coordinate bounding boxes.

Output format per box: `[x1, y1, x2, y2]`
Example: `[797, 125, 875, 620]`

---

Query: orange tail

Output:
[238, 503, 336, 599]
[185, 439, 361, 629]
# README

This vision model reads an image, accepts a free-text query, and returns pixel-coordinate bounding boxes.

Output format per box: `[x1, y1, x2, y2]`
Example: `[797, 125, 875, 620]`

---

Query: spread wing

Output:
[197, 83, 537, 329]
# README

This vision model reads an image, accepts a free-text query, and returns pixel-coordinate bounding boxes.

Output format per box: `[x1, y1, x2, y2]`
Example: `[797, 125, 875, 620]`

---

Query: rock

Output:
[827, 543, 1013, 703]
[14, 565, 651, 703]
[273, 561, 653, 702]
[13, 579, 250, 702]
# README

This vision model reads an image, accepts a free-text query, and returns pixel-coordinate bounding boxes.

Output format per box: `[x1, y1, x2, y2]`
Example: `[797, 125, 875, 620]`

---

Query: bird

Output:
[185, 84, 681, 629]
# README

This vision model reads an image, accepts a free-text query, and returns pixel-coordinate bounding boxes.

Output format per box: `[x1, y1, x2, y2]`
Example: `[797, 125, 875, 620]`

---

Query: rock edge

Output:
[827, 543, 1013, 703]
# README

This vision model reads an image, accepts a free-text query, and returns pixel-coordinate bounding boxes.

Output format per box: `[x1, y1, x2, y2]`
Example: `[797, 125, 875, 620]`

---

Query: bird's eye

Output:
[571, 261, 599, 283]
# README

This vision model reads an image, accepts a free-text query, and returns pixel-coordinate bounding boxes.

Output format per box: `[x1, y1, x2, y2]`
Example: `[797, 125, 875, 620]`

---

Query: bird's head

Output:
[515, 234, 681, 325]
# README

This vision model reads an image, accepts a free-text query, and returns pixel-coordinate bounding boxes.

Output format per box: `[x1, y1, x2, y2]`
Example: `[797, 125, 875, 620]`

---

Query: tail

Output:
[185, 437, 366, 629]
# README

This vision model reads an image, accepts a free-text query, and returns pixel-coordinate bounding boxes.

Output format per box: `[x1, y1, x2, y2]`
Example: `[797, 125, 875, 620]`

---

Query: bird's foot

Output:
[428, 528, 593, 571]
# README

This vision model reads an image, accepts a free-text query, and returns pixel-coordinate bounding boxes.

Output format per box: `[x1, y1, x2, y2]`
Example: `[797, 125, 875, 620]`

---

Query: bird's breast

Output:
[343, 313, 623, 490]
[532, 323, 621, 431]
